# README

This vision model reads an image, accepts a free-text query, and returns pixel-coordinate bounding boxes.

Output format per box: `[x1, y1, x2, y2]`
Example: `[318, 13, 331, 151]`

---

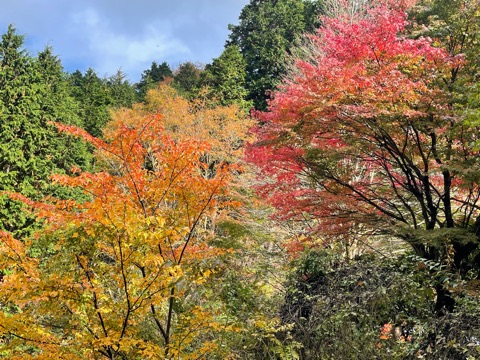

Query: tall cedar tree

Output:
[228, 0, 324, 110]
[172, 62, 202, 99]
[0, 26, 91, 237]
[135, 61, 173, 101]
[105, 70, 136, 109]
[199, 45, 251, 110]
[69, 68, 135, 138]
[69, 69, 112, 138]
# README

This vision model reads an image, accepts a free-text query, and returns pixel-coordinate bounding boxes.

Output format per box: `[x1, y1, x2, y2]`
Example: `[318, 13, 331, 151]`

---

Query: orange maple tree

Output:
[0, 112, 236, 359]
[107, 83, 253, 167]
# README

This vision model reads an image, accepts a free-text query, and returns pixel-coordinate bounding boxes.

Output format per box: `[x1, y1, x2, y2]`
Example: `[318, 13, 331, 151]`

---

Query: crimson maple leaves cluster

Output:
[247, 1, 480, 256]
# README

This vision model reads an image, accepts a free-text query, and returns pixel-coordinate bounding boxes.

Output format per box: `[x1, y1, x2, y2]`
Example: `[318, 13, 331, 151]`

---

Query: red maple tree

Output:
[247, 0, 480, 261]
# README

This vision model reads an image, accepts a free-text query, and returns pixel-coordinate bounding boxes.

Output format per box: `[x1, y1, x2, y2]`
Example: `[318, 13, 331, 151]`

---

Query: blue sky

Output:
[1, 0, 249, 82]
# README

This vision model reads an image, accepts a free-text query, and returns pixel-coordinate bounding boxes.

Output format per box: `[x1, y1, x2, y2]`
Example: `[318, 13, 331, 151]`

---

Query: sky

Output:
[0, 0, 249, 83]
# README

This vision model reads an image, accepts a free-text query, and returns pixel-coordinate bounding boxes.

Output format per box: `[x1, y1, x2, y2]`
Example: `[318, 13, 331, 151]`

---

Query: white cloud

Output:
[1, 0, 250, 82]
[71, 8, 101, 27]
[70, 8, 190, 80]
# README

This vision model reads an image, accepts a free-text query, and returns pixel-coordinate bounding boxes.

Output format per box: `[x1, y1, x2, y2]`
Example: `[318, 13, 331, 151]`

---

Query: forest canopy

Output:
[1, 0, 480, 359]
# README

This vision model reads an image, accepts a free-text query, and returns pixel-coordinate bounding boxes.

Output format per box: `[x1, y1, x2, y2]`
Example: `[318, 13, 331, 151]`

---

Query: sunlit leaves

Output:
[247, 0, 480, 255]
[0, 109, 236, 358]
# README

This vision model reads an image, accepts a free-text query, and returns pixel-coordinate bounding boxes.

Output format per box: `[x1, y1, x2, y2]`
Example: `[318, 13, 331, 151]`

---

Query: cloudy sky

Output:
[1, 0, 249, 82]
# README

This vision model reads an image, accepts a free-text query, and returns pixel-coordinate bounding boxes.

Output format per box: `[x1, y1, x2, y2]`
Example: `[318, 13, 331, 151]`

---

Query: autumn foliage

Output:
[0, 112, 236, 359]
[1, 1, 480, 358]
[108, 84, 254, 166]
[247, 0, 480, 257]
